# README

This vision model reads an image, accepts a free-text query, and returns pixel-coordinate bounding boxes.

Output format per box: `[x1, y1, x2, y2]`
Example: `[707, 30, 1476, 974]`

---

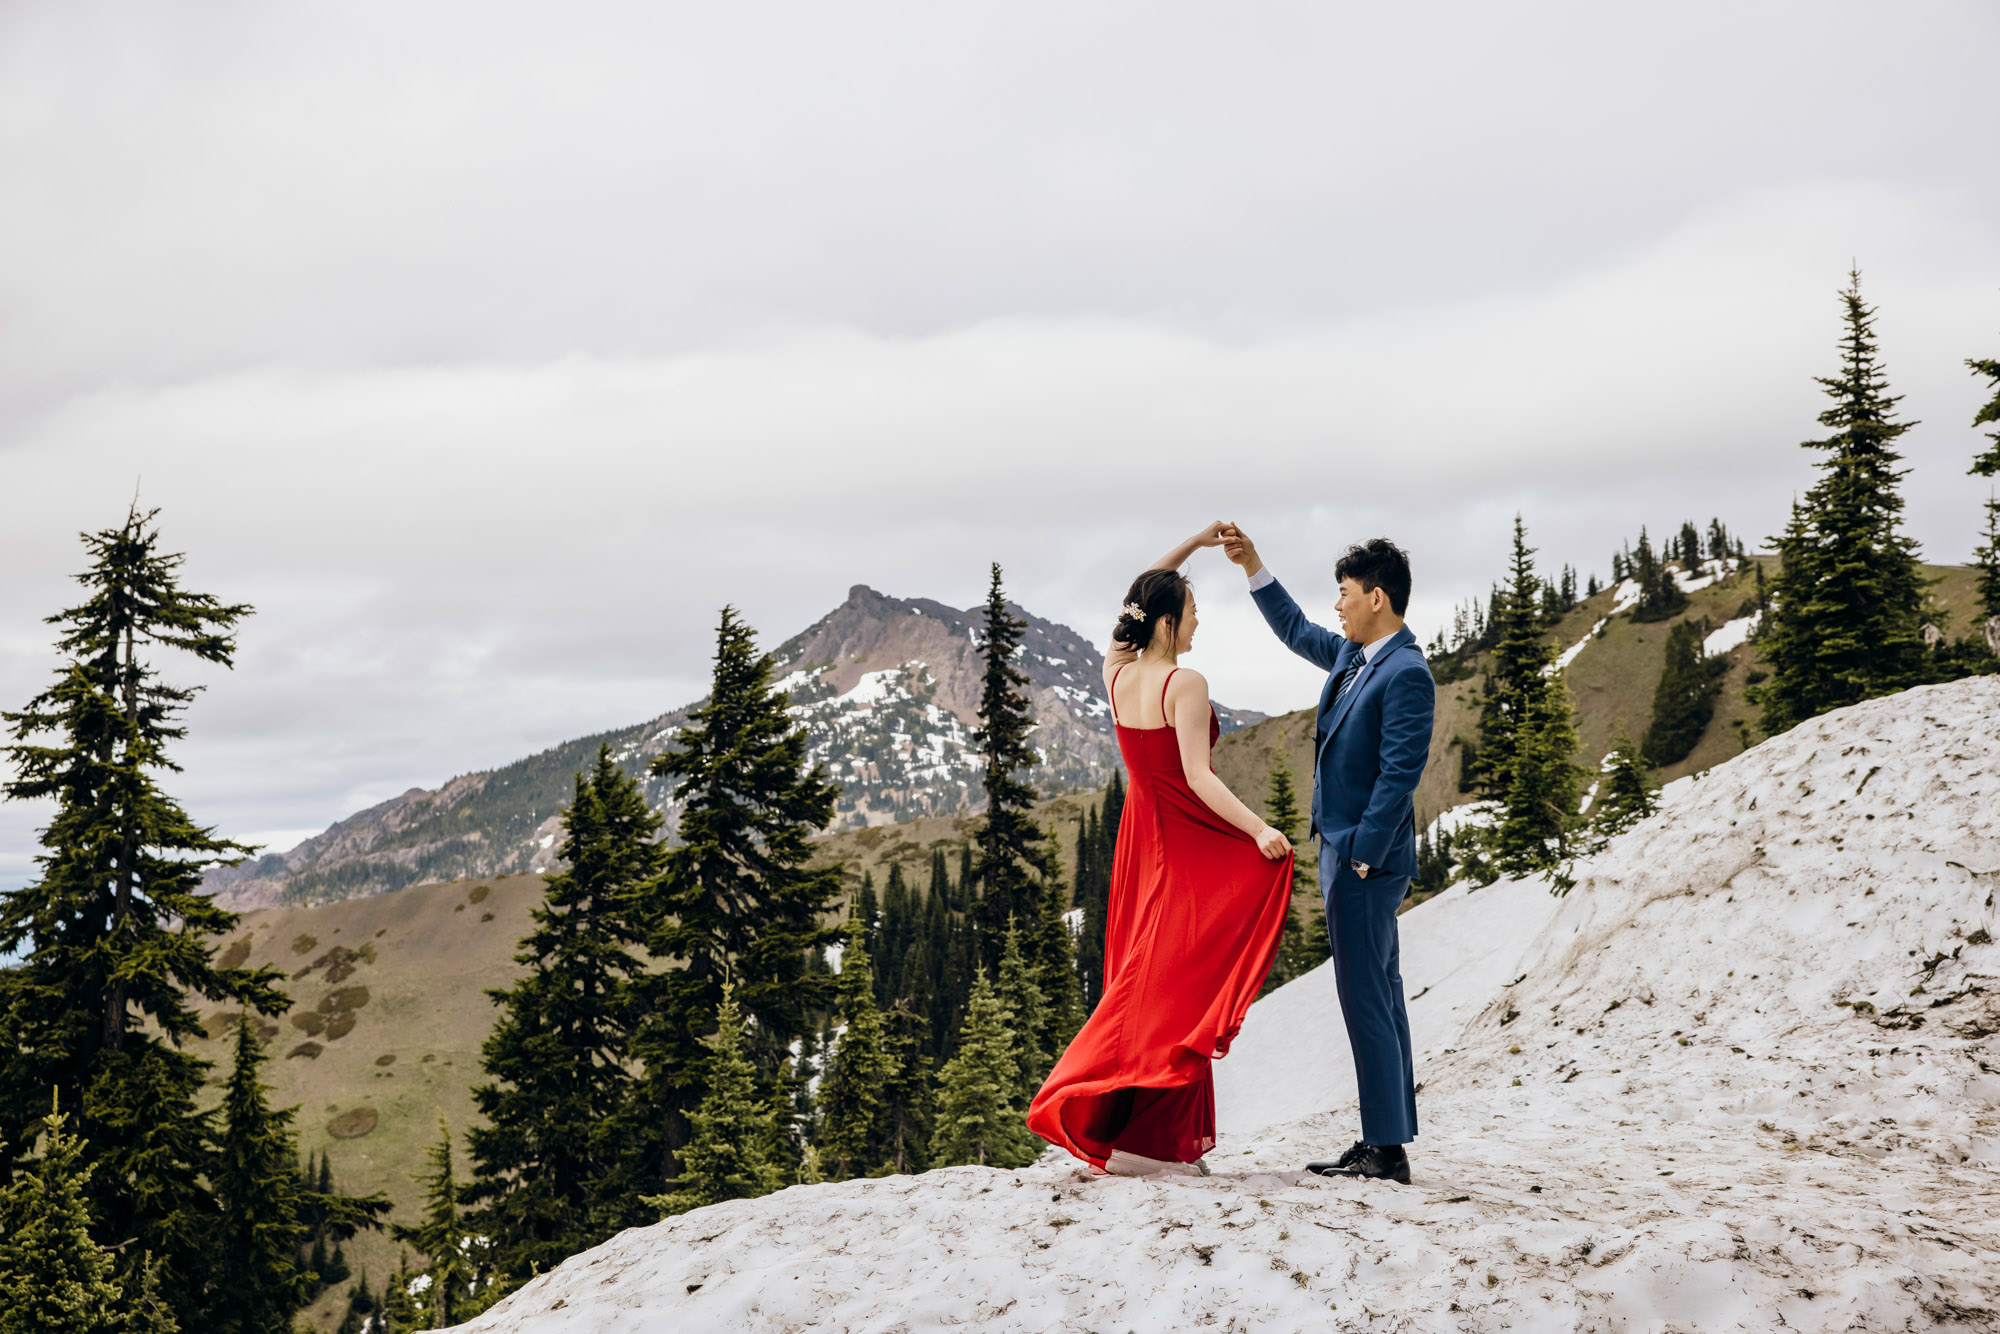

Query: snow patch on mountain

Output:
[1705, 610, 1761, 656]
[460, 676, 2000, 1332]
[1546, 617, 1607, 674]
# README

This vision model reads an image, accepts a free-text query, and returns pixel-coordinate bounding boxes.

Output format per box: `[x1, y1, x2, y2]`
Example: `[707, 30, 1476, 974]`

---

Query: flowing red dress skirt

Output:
[1027, 703, 1294, 1168]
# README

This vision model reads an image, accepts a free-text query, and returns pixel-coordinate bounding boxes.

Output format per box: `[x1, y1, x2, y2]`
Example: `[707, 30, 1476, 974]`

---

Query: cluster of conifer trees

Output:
[1757, 271, 2000, 729]
[0, 509, 392, 1333]
[1438, 272, 2000, 896]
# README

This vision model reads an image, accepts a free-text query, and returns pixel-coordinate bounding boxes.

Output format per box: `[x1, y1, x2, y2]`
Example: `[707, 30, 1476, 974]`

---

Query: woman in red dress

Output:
[1027, 522, 1296, 1177]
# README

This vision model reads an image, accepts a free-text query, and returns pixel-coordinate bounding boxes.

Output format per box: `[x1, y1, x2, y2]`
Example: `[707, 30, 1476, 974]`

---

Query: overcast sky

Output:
[5, 2, 2000, 890]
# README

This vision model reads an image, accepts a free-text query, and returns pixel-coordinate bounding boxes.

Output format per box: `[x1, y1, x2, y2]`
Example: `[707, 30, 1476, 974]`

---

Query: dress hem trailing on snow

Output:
[1027, 705, 1292, 1169]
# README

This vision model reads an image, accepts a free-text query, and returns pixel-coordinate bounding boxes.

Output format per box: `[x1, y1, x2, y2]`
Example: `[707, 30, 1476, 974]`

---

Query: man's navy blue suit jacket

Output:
[1250, 576, 1436, 880]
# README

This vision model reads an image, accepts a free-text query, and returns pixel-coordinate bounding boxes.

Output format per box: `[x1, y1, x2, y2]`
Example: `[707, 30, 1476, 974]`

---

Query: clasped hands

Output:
[1187, 520, 1262, 575]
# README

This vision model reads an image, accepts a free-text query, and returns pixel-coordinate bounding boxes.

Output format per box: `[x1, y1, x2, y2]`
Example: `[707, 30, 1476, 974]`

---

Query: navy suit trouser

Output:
[1319, 840, 1418, 1146]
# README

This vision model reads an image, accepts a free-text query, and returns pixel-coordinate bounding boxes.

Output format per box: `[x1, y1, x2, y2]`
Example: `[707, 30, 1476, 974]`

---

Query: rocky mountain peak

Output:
[203, 587, 1263, 910]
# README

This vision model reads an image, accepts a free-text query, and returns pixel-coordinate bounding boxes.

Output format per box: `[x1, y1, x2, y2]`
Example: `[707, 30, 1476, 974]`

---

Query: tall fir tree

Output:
[631, 608, 841, 1189]
[994, 919, 1051, 1094]
[643, 983, 783, 1216]
[0, 506, 286, 1328]
[1030, 833, 1086, 1055]
[1591, 736, 1656, 841]
[1478, 517, 1579, 878]
[391, 1120, 493, 1328]
[927, 969, 1039, 1169]
[210, 1014, 387, 1334]
[1641, 621, 1724, 767]
[1258, 759, 1314, 995]
[1074, 770, 1124, 1011]
[875, 999, 934, 1175]
[1474, 515, 1552, 795]
[0, 1095, 128, 1334]
[465, 745, 661, 1282]
[1968, 341, 2000, 627]
[1493, 667, 1581, 880]
[816, 906, 899, 1180]
[1756, 270, 1929, 733]
[971, 564, 1057, 957]
[379, 1252, 424, 1333]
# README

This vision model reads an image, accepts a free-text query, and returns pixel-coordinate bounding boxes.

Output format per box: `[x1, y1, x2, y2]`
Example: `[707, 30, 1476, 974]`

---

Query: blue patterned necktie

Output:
[1332, 656, 1363, 707]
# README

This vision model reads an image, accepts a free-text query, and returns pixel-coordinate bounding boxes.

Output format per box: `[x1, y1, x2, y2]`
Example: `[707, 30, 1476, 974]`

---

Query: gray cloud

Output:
[4, 2, 2000, 890]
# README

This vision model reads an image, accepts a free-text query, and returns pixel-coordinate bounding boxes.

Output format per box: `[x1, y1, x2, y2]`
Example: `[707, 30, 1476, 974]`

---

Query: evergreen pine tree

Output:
[928, 969, 1039, 1169]
[631, 608, 841, 1190]
[1591, 736, 1656, 840]
[379, 1252, 423, 1333]
[1492, 668, 1582, 880]
[1641, 621, 1724, 766]
[116, 1251, 179, 1334]
[0, 507, 285, 1325]
[1968, 343, 2000, 627]
[0, 1095, 126, 1334]
[465, 745, 661, 1281]
[816, 907, 898, 1180]
[1677, 521, 1703, 572]
[971, 564, 1057, 955]
[1071, 806, 1102, 1009]
[876, 1000, 933, 1175]
[1757, 270, 1929, 732]
[1259, 760, 1312, 995]
[391, 1120, 491, 1328]
[335, 1273, 377, 1334]
[1412, 820, 1456, 896]
[762, 1049, 805, 1187]
[1030, 834, 1086, 1054]
[855, 872, 879, 957]
[1474, 515, 1550, 795]
[643, 983, 783, 1215]
[995, 919, 1050, 1093]
[210, 1012, 379, 1334]
[1075, 770, 1125, 1011]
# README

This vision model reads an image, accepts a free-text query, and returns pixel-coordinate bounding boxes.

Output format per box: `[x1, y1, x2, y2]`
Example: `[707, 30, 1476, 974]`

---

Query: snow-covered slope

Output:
[457, 677, 2000, 1333]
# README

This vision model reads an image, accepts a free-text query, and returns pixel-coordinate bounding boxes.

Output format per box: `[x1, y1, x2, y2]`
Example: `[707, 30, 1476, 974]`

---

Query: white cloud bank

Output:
[3, 2, 1999, 884]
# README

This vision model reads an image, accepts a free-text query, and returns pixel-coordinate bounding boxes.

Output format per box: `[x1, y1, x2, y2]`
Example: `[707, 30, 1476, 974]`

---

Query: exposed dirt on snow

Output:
[458, 678, 2000, 1333]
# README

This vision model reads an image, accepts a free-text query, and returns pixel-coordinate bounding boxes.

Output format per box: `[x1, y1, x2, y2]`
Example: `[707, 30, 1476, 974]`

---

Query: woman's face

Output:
[1176, 589, 1198, 653]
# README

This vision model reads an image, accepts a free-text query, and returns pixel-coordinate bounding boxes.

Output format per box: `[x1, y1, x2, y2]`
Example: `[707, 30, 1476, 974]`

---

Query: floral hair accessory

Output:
[1120, 602, 1146, 622]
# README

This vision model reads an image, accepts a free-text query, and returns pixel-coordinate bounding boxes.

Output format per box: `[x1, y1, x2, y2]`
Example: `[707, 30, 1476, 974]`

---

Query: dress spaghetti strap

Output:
[1109, 663, 1126, 726]
[1160, 667, 1180, 726]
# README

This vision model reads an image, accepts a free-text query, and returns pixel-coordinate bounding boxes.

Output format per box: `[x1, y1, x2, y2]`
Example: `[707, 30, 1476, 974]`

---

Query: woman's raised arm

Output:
[1148, 521, 1228, 573]
[1103, 522, 1229, 685]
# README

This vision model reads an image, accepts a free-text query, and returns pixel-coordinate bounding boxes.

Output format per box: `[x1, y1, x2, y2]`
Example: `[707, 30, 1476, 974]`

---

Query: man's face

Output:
[1334, 577, 1386, 642]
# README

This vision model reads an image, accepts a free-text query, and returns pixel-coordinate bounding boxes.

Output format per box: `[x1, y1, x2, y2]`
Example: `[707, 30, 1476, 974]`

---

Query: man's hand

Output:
[1220, 523, 1263, 577]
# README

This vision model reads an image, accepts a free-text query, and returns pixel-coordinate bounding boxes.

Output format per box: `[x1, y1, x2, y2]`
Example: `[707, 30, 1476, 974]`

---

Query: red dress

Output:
[1027, 667, 1294, 1168]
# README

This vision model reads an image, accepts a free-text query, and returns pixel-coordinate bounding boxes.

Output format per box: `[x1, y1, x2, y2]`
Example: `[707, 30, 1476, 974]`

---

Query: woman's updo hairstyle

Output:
[1112, 569, 1192, 652]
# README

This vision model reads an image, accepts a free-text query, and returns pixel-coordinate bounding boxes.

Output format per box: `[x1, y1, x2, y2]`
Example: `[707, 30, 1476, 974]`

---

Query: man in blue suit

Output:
[1221, 527, 1434, 1184]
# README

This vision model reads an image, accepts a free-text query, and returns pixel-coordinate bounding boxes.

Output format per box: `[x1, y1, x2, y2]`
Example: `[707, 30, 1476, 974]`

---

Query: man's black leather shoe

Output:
[1304, 1142, 1410, 1184]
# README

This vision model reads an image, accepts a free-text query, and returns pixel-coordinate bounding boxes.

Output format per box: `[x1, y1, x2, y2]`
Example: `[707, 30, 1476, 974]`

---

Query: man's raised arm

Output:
[1223, 523, 1344, 671]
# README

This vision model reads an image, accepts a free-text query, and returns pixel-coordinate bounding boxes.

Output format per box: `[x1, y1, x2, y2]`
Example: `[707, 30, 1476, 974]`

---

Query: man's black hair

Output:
[1335, 538, 1413, 617]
